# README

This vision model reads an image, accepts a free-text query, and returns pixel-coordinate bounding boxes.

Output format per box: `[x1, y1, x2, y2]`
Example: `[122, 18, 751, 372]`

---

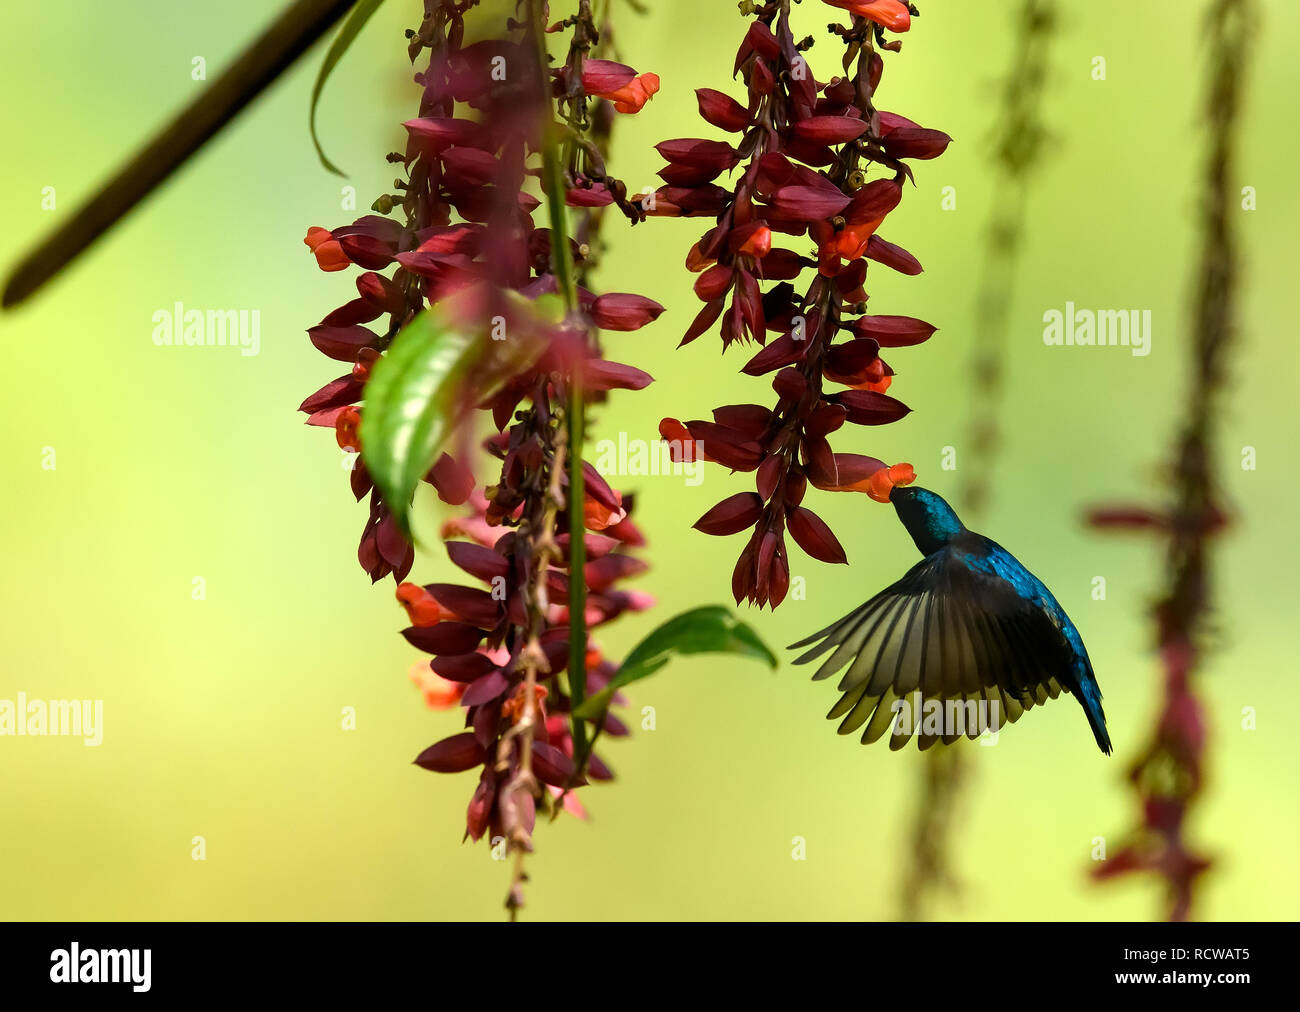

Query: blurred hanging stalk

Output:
[898, 0, 1057, 922]
[960, 0, 1056, 521]
[1087, 0, 1252, 921]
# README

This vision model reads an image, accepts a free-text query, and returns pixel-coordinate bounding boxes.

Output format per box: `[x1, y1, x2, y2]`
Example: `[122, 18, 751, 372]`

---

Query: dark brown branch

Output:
[2, 0, 355, 310]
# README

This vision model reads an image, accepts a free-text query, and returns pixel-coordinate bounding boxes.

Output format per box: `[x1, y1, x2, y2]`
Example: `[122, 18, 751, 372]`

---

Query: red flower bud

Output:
[866, 234, 923, 275]
[882, 127, 953, 161]
[808, 453, 887, 493]
[695, 88, 750, 132]
[430, 652, 496, 683]
[583, 359, 654, 391]
[694, 264, 736, 301]
[531, 741, 582, 788]
[851, 314, 937, 347]
[579, 59, 637, 94]
[402, 621, 485, 655]
[440, 145, 501, 186]
[683, 421, 765, 471]
[428, 453, 476, 506]
[846, 178, 903, 223]
[743, 22, 783, 62]
[423, 584, 501, 629]
[793, 115, 870, 144]
[712, 403, 773, 438]
[656, 138, 740, 173]
[403, 116, 490, 152]
[742, 334, 805, 376]
[446, 541, 510, 583]
[299, 375, 363, 415]
[834, 388, 911, 425]
[694, 492, 764, 536]
[770, 184, 853, 222]
[414, 733, 486, 773]
[308, 324, 381, 362]
[787, 506, 848, 564]
[823, 338, 882, 386]
[589, 293, 666, 331]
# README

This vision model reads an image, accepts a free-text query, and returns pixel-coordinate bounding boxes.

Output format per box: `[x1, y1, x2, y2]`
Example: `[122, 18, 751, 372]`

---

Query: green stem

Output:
[529, 0, 589, 758]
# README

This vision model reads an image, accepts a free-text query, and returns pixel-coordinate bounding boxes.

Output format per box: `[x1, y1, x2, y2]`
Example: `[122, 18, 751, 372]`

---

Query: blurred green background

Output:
[1, 0, 1295, 921]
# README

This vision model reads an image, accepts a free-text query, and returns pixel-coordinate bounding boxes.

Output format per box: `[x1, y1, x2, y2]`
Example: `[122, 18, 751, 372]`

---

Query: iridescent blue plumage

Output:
[789, 485, 1111, 754]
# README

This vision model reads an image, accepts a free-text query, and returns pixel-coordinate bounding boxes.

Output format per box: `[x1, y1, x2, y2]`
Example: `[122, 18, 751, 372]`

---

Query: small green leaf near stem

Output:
[309, 0, 388, 176]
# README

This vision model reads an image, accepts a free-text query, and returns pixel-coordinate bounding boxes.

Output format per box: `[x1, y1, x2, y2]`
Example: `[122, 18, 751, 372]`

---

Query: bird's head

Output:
[890, 485, 965, 555]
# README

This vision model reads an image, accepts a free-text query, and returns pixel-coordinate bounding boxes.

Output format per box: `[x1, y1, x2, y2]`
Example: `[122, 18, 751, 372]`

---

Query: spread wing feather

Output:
[788, 545, 1079, 749]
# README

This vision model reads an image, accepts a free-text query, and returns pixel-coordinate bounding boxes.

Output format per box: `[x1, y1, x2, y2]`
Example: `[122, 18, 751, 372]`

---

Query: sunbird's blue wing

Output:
[789, 532, 1111, 754]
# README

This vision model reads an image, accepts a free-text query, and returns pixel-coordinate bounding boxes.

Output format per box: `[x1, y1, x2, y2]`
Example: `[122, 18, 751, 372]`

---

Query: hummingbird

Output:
[789, 485, 1111, 754]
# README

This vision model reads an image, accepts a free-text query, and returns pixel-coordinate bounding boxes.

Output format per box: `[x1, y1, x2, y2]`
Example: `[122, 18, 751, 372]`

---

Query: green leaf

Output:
[309, 0, 387, 176]
[358, 307, 479, 541]
[572, 606, 778, 719]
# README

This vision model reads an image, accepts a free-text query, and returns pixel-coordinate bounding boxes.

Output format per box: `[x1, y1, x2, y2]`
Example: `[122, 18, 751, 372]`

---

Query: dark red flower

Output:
[649, 0, 946, 607]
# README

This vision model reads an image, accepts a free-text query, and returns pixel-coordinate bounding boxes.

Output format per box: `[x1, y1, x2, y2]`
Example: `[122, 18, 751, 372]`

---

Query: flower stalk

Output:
[1086, 0, 1252, 921]
[529, 0, 591, 759]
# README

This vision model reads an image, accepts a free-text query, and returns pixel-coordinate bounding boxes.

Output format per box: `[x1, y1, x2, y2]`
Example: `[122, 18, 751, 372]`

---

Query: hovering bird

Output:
[789, 485, 1111, 754]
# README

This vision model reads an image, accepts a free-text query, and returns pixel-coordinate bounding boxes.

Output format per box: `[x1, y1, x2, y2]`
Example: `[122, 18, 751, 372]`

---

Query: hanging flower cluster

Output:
[649, 0, 946, 608]
[297, 0, 660, 860]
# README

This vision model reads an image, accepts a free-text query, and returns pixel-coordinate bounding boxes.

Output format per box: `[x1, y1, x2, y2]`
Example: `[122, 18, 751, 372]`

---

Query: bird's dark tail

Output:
[1073, 663, 1112, 756]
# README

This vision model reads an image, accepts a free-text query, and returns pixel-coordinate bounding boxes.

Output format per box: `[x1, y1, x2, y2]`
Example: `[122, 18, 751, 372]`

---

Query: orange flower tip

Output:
[738, 226, 773, 259]
[583, 499, 628, 531]
[866, 469, 895, 504]
[865, 460, 917, 502]
[603, 72, 660, 114]
[314, 241, 350, 272]
[501, 683, 549, 724]
[334, 406, 362, 451]
[303, 226, 332, 251]
[396, 582, 444, 627]
[853, 374, 891, 393]
[846, 0, 912, 32]
[887, 462, 917, 487]
[409, 661, 463, 710]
